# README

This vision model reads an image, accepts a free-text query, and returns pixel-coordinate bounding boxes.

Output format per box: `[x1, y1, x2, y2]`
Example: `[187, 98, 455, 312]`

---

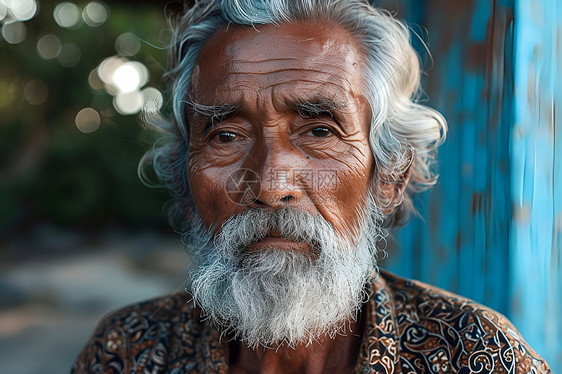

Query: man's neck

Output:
[228, 319, 363, 374]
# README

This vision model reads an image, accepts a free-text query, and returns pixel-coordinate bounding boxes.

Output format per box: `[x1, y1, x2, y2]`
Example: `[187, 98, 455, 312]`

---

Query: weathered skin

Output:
[188, 20, 373, 234]
[187, 20, 376, 373]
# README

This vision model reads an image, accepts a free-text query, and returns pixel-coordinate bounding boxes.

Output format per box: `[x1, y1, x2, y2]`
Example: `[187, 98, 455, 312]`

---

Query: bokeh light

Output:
[96, 57, 150, 96]
[75, 107, 101, 133]
[141, 87, 163, 113]
[58, 42, 81, 67]
[131, 62, 149, 87]
[53, 2, 82, 29]
[115, 32, 140, 56]
[96, 56, 123, 94]
[23, 79, 49, 105]
[114, 91, 143, 115]
[37, 34, 62, 60]
[3, 0, 38, 22]
[113, 64, 140, 93]
[0, 2, 7, 22]
[82, 1, 108, 27]
[2, 21, 27, 44]
[88, 69, 104, 90]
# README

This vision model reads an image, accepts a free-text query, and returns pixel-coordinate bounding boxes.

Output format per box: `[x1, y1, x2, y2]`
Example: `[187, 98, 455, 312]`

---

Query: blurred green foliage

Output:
[0, 1, 172, 235]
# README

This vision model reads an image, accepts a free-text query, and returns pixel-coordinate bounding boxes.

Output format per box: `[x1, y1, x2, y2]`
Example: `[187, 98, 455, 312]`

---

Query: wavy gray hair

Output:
[140, 0, 447, 229]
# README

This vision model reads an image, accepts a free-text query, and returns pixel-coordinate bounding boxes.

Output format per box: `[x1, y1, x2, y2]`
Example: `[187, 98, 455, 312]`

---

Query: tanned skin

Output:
[186, 20, 390, 373]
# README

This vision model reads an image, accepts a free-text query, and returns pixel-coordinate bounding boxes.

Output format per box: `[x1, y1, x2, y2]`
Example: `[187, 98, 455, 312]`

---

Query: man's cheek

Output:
[335, 172, 372, 232]
[188, 171, 227, 220]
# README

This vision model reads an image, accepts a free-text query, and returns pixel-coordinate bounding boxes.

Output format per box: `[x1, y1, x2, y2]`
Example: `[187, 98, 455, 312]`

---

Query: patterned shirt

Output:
[72, 270, 551, 373]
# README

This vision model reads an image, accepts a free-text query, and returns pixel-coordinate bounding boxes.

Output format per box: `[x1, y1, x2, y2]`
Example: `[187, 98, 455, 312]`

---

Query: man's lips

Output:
[246, 231, 312, 252]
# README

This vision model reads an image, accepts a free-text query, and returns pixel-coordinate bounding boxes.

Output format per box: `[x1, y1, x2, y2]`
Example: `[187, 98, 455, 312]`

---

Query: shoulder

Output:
[376, 269, 552, 374]
[71, 292, 209, 373]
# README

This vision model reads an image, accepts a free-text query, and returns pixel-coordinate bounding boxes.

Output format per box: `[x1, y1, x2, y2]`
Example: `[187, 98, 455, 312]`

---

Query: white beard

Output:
[182, 197, 384, 349]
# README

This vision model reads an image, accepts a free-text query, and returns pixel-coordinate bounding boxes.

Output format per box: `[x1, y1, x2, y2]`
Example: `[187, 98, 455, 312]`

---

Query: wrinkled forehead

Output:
[190, 20, 367, 103]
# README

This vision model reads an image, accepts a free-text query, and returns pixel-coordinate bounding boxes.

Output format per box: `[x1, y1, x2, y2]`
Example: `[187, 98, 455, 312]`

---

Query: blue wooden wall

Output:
[511, 0, 561, 369]
[375, 0, 561, 370]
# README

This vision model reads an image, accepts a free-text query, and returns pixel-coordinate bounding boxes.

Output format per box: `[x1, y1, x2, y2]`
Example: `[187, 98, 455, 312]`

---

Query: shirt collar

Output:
[353, 272, 401, 373]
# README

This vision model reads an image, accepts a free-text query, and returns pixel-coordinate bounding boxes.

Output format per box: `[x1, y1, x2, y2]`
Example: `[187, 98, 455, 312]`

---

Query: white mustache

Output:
[182, 196, 385, 348]
[213, 207, 334, 258]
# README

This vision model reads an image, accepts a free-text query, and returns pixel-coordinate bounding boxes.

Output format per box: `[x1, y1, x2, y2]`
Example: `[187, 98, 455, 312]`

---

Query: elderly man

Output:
[73, 0, 550, 373]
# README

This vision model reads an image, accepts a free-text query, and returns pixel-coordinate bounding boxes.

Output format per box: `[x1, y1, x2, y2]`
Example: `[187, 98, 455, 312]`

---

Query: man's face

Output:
[187, 19, 373, 246]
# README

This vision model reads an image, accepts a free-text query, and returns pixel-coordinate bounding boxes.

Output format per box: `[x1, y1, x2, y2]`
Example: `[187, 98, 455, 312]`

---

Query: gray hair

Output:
[140, 0, 447, 229]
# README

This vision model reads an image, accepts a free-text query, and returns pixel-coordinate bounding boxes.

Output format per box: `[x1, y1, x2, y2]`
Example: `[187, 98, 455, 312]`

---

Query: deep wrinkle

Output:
[187, 20, 374, 242]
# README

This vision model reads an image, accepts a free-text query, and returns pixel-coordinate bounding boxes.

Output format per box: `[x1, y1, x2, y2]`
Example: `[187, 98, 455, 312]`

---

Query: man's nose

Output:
[247, 140, 306, 209]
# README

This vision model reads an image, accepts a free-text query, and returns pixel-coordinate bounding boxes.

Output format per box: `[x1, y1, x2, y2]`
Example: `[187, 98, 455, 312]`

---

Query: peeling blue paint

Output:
[376, 0, 561, 370]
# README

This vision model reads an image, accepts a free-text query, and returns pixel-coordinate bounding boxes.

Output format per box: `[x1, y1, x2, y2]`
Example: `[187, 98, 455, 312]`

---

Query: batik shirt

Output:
[72, 270, 551, 373]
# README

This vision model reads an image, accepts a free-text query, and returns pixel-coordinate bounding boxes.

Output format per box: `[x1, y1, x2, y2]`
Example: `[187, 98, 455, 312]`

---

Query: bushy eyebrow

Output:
[186, 99, 240, 133]
[292, 97, 348, 119]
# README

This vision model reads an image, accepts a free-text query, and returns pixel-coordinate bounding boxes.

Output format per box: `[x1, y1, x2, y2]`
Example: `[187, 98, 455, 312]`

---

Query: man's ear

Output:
[377, 154, 415, 214]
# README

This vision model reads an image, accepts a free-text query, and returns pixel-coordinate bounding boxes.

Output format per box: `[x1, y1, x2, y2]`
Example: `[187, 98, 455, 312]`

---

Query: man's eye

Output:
[309, 127, 332, 137]
[215, 131, 237, 143]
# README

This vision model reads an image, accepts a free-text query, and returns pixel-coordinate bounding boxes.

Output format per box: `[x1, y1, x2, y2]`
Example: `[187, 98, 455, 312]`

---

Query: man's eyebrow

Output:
[186, 99, 240, 132]
[292, 97, 348, 119]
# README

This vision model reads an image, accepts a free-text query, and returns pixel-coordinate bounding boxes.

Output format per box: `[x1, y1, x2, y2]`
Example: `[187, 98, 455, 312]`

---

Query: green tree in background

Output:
[0, 1, 173, 236]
